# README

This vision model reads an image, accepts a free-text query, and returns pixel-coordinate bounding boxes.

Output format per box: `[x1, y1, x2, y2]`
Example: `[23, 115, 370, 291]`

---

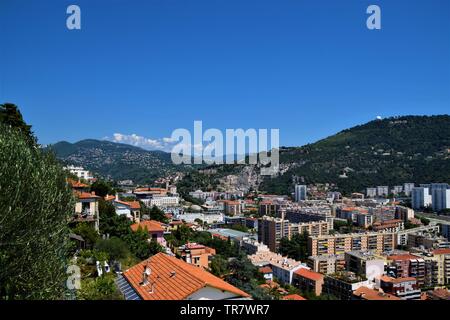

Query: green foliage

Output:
[94, 237, 131, 261]
[77, 274, 123, 300]
[90, 180, 114, 198]
[148, 205, 169, 223]
[209, 255, 229, 277]
[279, 232, 309, 261]
[0, 123, 74, 299]
[0, 103, 36, 145]
[260, 115, 450, 195]
[99, 200, 132, 238]
[72, 223, 99, 248]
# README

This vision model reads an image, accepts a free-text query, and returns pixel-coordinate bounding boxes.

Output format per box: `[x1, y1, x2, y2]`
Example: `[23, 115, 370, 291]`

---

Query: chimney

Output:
[115, 194, 119, 201]
[141, 265, 151, 286]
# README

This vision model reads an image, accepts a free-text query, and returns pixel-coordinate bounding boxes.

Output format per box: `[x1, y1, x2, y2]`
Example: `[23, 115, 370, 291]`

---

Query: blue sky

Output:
[1, 0, 449, 150]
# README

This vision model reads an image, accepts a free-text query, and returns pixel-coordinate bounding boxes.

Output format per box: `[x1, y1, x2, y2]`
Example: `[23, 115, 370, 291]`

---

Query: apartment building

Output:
[308, 232, 396, 257]
[431, 184, 450, 212]
[258, 216, 329, 252]
[73, 191, 100, 232]
[372, 219, 404, 233]
[295, 184, 307, 202]
[175, 243, 216, 269]
[322, 271, 372, 300]
[379, 276, 421, 300]
[387, 254, 425, 287]
[345, 251, 385, 281]
[395, 206, 415, 222]
[307, 254, 345, 275]
[293, 268, 324, 296]
[411, 187, 432, 210]
[248, 251, 307, 285]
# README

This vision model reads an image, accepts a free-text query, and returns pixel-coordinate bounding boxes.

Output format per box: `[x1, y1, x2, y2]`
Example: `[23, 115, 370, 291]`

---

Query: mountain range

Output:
[49, 115, 450, 194]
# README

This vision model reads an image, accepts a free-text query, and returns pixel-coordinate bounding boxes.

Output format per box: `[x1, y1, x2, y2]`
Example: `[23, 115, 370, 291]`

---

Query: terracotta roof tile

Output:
[122, 253, 249, 300]
[294, 268, 323, 281]
[131, 220, 164, 233]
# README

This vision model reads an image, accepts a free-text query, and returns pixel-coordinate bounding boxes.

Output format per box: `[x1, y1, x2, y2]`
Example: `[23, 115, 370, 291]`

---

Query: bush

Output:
[0, 123, 74, 299]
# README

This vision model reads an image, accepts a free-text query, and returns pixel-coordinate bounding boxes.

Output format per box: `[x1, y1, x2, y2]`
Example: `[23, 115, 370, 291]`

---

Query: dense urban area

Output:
[1, 103, 450, 301]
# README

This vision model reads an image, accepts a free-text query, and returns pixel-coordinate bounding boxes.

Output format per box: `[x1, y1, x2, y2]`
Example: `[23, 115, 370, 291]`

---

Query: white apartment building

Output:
[377, 186, 389, 197]
[142, 195, 179, 208]
[366, 188, 377, 198]
[65, 165, 94, 180]
[431, 184, 450, 212]
[411, 187, 432, 210]
[403, 183, 415, 196]
[295, 184, 307, 202]
[248, 251, 308, 285]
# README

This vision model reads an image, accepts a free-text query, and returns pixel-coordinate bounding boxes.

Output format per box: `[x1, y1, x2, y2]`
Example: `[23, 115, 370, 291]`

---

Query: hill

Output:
[179, 115, 450, 196]
[48, 139, 193, 184]
[261, 115, 450, 194]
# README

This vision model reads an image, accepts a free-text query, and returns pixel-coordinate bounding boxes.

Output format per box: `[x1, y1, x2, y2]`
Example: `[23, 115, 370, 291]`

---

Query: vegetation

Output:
[279, 232, 309, 261]
[0, 110, 74, 299]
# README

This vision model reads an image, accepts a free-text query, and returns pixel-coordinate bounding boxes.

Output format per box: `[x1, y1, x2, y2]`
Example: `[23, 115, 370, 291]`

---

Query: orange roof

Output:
[433, 248, 450, 255]
[68, 179, 89, 188]
[294, 268, 323, 281]
[115, 200, 140, 210]
[282, 294, 306, 300]
[388, 254, 421, 261]
[122, 253, 250, 300]
[131, 220, 164, 233]
[74, 191, 100, 200]
[380, 275, 416, 284]
[353, 287, 401, 300]
[258, 266, 273, 274]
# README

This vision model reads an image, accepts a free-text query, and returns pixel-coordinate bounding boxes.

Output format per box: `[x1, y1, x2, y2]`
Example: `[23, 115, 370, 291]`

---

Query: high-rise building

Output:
[411, 187, 432, 210]
[377, 186, 389, 197]
[366, 188, 377, 198]
[431, 184, 450, 212]
[403, 183, 415, 197]
[257, 216, 328, 252]
[294, 184, 307, 202]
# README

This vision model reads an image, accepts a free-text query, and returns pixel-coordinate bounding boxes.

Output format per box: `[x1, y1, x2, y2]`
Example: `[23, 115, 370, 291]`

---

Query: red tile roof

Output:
[74, 191, 100, 200]
[380, 275, 416, 284]
[122, 253, 250, 300]
[115, 200, 140, 210]
[258, 266, 273, 274]
[388, 254, 421, 261]
[294, 268, 323, 281]
[353, 286, 401, 300]
[282, 294, 306, 300]
[131, 220, 164, 233]
[433, 248, 450, 255]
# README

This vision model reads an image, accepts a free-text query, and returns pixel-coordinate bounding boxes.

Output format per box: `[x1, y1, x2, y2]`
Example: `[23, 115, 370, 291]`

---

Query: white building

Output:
[142, 196, 179, 208]
[366, 188, 377, 198]
[403, 183, 415, 196]
[295, 185, 307, 202]
[248, 251, 308, 285]
[411, 187, 432, 210]
[377, 186, 389, 197]
[175, 212, 224, 224]
[65, 165, 94, 180]
[431, 184, 450, 212]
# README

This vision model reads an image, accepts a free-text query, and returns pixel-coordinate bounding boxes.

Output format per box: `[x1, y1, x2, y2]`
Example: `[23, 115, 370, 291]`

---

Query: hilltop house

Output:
[131, 220, 166, 247]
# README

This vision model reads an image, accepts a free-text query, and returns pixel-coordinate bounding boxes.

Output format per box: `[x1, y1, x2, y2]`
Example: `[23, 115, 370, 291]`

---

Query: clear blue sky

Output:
[1, 0, 449, 150]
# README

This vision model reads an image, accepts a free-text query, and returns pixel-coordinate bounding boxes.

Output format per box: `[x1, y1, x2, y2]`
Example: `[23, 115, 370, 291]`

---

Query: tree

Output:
[0, 103, 36, 144]
[90, 180, 114, 198]
[148, 205, 169, 223]
[209, 255, 229, 277]
[94, 237, 131, 261]
[98, 199, 131, 239]
[279, 232, 309, 261]
[0, 123, 74, 299]
[77, 274, 123, 300]
[72, 223, 100, 248]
